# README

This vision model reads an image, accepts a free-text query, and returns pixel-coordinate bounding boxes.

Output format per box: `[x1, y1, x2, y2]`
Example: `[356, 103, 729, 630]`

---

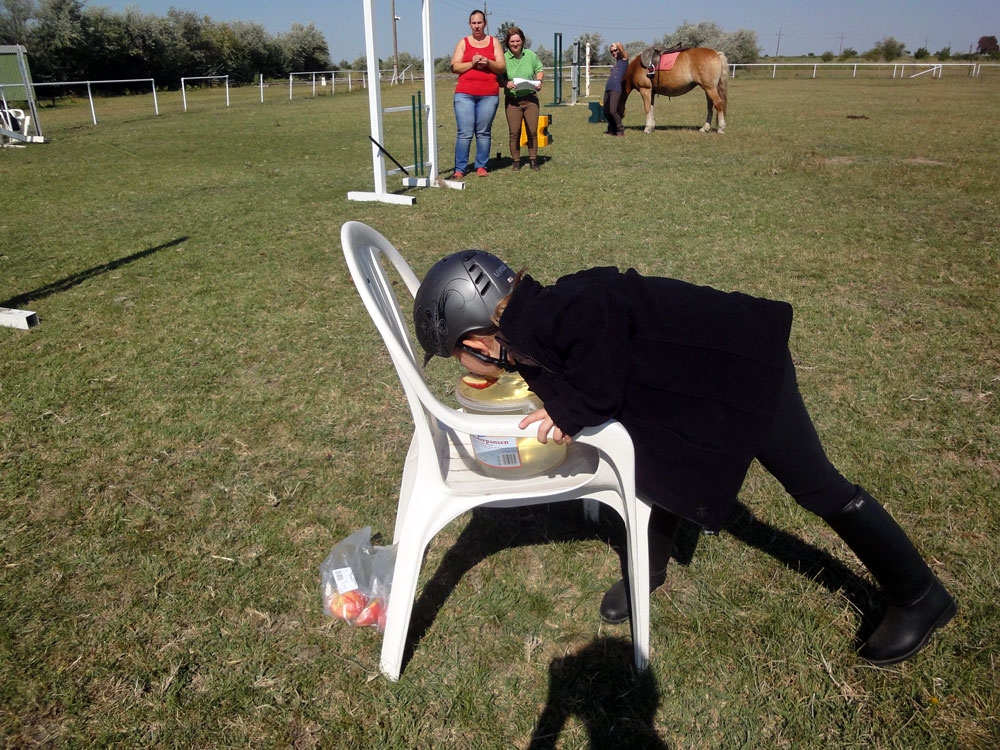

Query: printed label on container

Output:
[471, 435, 523, 469]
[333, 566, 359, 594]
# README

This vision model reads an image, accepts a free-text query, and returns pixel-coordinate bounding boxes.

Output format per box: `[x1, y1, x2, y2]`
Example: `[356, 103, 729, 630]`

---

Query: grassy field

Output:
[1, 74, 998, 748]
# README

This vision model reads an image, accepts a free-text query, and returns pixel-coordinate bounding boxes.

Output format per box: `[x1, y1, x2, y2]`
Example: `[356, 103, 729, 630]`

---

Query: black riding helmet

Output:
[413, 250, 515, 365]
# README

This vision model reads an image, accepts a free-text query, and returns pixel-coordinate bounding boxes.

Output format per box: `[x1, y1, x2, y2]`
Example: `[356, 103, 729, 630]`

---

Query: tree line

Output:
[1, 3, 766, 90]
[817, 35, 999, 63]
[0, 0, 336, 89]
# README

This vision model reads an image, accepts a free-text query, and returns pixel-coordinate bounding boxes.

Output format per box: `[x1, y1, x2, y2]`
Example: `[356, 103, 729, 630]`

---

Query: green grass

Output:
[1, 75, 998, 748]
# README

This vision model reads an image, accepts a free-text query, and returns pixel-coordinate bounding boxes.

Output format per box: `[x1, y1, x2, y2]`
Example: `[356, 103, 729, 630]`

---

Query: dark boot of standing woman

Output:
[824, 487, 956, 665]
[600, 506, 681, 624]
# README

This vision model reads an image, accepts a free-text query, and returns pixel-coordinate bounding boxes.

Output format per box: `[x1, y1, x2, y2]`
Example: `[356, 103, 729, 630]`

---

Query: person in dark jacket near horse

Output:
[413, 250, 956, 666]
[603, 42, 629, 136]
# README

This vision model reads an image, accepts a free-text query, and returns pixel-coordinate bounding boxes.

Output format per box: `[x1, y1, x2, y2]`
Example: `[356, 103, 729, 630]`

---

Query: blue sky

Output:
[96, 0, 999, 61]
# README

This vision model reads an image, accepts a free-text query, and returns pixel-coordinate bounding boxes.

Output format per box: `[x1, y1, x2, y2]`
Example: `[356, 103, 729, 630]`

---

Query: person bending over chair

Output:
[412, 250, 956, 666]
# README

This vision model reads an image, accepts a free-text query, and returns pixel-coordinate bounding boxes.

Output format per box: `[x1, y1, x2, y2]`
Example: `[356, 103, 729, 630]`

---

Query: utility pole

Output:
[775, 27, 782, 57]
[391, 0, 400, 80]
[839, 33, 845, 56]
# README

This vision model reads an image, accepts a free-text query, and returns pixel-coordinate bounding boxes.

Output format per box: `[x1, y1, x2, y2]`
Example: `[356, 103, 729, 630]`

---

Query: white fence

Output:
[571, 60, 998, 98]
[19, 60, 997, 129]
[4, 78, 159, 124]
[285, 67, 416, 99]
[180, 75, 228, 111]
[729, 62, 994, 79]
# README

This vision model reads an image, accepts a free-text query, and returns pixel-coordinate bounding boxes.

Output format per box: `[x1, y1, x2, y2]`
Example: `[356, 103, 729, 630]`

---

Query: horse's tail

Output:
[716, 51, 729, 113]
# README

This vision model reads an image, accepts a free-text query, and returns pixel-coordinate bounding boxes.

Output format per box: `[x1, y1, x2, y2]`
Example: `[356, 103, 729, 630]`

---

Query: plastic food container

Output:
[455, 373, 568, 479]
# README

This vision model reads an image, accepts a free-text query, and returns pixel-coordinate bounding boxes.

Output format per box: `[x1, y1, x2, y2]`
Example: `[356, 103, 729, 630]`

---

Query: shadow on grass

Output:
[610, 502, 881, 644]
[605, 501, 879, 640]
[0, 237, 188, 309]
[623, 124, 706, 133]
[401, 498, 881, 676]
[528, 636, 668, 750]
[488, 154, 553, 172]
[722, 501, 882, 644]
[401, 502, 612, 672]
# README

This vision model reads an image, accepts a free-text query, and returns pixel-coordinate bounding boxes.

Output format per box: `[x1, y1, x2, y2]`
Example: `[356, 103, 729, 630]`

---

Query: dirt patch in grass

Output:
[905, 156, 949, 166]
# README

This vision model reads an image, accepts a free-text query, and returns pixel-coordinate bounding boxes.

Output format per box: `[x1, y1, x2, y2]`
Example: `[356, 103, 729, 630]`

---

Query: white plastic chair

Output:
[340, 220, 653, 680]
[0, 108, 24, 133]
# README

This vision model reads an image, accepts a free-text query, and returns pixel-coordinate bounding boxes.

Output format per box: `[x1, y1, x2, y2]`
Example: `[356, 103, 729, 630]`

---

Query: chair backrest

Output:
[342, 220, 560, 472]
[340, 221, 469, 451]
[0, 108, 24, 132]
[341, 221, 420, 364]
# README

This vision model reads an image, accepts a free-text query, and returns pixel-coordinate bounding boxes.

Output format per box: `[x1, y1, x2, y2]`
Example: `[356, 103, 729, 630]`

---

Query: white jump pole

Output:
[348, 0, 459, 204]
[348, 0, 415, 205]
[401, 0, 446, 188]
[422, 0, 439, 181]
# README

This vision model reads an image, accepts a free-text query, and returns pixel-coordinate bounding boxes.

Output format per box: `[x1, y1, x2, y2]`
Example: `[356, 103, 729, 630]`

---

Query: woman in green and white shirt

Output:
[500, 27, 544, 171]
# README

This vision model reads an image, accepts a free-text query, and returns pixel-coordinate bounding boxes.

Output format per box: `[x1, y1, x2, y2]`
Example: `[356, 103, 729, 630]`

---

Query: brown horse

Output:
[622, 47, 728, 134]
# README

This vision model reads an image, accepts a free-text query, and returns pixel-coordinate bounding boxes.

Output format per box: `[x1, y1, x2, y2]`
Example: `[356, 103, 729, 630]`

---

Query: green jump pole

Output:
[411, 94, 419, 177]
[553, 33, 562, 105]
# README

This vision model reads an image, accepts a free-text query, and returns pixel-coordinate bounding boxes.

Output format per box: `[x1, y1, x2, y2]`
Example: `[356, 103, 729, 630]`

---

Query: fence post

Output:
[86, 81, 96, 124]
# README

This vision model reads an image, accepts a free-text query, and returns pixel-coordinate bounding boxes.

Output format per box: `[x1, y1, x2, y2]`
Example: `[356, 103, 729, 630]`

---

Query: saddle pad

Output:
[657, 52, 681, 71]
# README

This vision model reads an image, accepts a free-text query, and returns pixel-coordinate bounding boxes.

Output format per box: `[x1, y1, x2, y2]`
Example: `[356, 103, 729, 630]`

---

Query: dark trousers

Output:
[755, 352, 858, 518]
[505, 94, 540, 160]
[603, 89, 625, 134]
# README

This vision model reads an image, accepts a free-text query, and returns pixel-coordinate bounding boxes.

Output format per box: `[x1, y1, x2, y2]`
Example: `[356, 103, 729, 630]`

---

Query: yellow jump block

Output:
[520, 115, 552, 147]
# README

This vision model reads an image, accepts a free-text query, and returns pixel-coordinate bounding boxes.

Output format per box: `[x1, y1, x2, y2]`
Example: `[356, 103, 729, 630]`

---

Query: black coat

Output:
[497, 268, 794, 531]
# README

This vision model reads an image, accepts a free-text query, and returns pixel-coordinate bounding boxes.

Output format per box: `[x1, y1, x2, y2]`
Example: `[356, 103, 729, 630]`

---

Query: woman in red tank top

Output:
[449, 10, 504, 178]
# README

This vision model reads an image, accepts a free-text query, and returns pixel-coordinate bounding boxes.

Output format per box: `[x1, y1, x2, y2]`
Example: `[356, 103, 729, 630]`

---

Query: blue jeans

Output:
[454, 92, 499, 172]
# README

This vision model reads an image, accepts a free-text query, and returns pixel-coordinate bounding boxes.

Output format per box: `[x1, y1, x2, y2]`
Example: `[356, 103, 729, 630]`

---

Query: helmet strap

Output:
[460, 343, 518, 372]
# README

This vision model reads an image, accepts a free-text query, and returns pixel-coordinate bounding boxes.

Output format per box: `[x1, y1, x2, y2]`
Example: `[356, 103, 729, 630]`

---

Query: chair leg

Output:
[393, 440, 420, 544]
[626, 499, 653, 670]
[379, 533, 426, 680]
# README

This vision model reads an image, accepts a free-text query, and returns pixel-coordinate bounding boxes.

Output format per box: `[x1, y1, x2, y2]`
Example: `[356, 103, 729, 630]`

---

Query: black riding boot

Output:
[824, 487, 956, 665]
[600, 507, 681, 624]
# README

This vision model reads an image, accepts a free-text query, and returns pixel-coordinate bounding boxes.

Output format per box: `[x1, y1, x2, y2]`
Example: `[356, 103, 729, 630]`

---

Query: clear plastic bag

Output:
[320, 526, 396, 633]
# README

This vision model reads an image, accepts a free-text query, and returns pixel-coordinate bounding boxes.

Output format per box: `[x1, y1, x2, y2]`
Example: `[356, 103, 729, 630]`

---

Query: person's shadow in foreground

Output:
[527, 636, 668, 750]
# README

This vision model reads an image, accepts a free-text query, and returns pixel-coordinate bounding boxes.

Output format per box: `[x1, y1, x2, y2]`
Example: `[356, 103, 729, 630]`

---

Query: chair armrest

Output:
[438, 407, 632, 451]
[575, 419, 633, 449]
[433, 405, 537, 438]
[572, 419, 636, 476]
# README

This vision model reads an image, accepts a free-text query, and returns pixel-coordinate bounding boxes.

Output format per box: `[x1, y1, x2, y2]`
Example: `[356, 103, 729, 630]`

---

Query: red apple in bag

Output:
[328, 589, 367, 622]
[354, 597, 385, 628]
